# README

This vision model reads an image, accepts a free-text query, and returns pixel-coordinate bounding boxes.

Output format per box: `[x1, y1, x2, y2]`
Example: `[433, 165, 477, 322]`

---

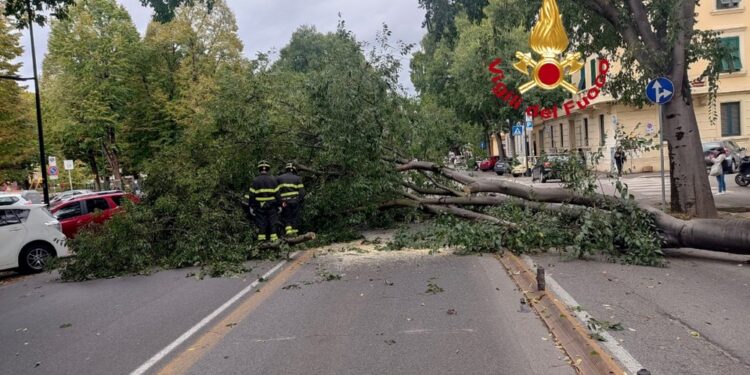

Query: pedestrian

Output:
[277, 163, 305, 237]
[614, 147, 626, 177]
[709, 149, 728, 195]
[248, 161, 281, 242]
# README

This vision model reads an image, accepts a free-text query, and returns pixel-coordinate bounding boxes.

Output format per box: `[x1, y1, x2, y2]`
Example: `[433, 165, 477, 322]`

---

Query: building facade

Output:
[491, 0, 749, 173]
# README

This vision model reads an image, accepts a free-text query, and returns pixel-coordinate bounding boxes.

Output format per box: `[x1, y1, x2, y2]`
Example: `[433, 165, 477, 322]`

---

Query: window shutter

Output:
[579, 66, 586, 90]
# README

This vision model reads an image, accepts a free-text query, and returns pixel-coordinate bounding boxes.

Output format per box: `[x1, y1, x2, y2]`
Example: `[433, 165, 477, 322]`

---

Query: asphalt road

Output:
[0, 247, 574, 375]
[180, 249, 573, 375]
[531, 249, 750, 375]
[0, 260, 281, 375]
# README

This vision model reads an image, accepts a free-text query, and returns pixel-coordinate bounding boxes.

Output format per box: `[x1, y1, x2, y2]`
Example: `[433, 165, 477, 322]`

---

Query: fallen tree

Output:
[257, 232, 317, 249]
[393, 160, 750, 255]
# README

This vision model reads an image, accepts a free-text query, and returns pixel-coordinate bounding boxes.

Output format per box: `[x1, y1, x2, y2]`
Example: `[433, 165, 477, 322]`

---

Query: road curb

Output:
[497, 253, 628, 375]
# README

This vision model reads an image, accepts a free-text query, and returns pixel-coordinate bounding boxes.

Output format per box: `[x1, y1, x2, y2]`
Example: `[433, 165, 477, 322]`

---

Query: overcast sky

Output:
[13, 0, 426, 94]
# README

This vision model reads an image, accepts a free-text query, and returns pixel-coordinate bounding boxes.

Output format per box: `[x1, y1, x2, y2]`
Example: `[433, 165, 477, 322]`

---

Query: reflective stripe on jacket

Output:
[277, 172, 305, 202]
[248, 174, 280, 209]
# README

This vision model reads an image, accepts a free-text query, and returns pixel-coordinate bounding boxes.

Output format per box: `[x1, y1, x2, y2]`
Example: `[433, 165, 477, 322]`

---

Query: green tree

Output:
[2, 0, 213, 25]
[412, 0, 564, 153]
[121, 0, 244, 173]
[0, 11, 35, 182]
[44, 0, 141, 188]
[558, 0, 722, 218]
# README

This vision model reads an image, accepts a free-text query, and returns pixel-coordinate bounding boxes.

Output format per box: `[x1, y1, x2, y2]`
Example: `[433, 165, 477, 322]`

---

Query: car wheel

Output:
[737, 174, 750, 187]
[18, 243, 55, 274]
[496, 172, 504, 176]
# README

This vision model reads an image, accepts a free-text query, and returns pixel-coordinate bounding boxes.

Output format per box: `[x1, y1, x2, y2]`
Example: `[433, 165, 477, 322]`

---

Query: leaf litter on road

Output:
[426, 277, 444, 294]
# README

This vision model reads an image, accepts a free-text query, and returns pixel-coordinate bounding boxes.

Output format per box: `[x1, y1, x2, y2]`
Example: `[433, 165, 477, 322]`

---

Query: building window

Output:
[721, 102, 741, 136]
[578, 65, 586, 90]
[720, 37, 742, 73]
[539, 131, 545, 153]
[590, 59, 597, 87]
[560, 123, 564, 148]
[550, 126, 555, 148]
[583, 118, 590, 146]
[599, 114, 606, 146]
[717, 0, 741, 9]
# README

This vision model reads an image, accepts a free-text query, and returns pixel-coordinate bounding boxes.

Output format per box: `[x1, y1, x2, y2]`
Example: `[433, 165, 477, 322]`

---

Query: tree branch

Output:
[402, 182, 455, 196]
[625, 0, 662, 51]
[579, 0, 653, 65]
[393, 159, 750, 254]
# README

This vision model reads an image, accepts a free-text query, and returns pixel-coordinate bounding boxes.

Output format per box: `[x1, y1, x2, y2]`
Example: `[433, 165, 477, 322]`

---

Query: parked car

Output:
[50, 189, 93, 206]
[475, 156, 500, 171]
[493, 158, 508, 175]
[0, 205, 68, 273]
[702, 140, 746, 173]
[510, 156, 535, 177]
[50, 191, 139, 238]
[20, 190, 44, 204]
[531, 154, 570, 183]
[0, 193, 32, 206]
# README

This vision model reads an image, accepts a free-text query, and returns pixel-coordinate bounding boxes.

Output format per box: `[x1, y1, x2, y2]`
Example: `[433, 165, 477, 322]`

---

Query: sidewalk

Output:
[608, 172, 750, 217]
[483, 170, 750, 218]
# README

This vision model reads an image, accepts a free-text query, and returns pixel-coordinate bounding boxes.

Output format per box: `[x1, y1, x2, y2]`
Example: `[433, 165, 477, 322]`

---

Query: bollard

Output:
[637, 369, 651, 375]
[537, 267, 546, 291]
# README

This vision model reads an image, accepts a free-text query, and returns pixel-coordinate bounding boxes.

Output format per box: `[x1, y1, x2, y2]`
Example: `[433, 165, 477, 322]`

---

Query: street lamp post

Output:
[0, 3, 51, 205]
[25, 1, 50, 205]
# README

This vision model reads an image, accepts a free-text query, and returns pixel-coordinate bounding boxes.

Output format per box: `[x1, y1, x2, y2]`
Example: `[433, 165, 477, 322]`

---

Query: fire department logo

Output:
[513, 0, 582, 95]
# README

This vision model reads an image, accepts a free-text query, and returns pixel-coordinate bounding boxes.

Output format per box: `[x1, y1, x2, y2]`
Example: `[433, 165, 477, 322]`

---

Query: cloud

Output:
[14, 0, 425, 94]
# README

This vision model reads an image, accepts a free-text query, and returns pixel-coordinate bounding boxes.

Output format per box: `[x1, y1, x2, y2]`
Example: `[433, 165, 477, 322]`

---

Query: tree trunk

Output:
[88, 149, 102, 191]
[396, 160, 750, 254]
[663, 85, 717, 218]
[102, 128, 122, 190]
[257, 232, 317, 249]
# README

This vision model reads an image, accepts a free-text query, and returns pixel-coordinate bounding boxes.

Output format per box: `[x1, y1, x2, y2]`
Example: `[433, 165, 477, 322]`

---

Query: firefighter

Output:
[248, 161, 281, 242]
[277, 162, 305, 237]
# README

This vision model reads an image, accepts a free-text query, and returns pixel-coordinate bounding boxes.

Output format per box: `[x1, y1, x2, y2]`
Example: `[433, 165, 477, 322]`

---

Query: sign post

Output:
[64, 160, 74, 190]
[646, 77, 675, 212]
[48, 156, 59, 181]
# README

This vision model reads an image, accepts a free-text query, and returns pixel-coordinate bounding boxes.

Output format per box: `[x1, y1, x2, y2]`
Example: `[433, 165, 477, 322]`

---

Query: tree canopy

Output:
[0, 11, 35, 182]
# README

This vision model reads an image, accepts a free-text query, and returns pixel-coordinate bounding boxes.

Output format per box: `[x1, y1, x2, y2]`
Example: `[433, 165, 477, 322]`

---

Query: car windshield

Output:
[22, 191, 43, 204]
[0, 196, 20, 206]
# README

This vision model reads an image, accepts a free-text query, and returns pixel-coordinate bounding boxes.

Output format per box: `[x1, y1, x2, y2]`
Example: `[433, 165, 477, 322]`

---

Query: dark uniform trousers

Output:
[277, 172, 305, 236]
[249, 174, 280, 241]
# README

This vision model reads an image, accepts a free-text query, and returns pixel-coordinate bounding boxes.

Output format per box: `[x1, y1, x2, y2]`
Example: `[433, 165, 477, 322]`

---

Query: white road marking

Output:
[521, 255, 644, 374]
[130, 253, 299, 375]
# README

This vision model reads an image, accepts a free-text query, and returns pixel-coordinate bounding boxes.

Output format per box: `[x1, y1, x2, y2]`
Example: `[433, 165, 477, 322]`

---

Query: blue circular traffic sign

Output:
[646, 77, 674, 105]
[49, 166, 58, 175]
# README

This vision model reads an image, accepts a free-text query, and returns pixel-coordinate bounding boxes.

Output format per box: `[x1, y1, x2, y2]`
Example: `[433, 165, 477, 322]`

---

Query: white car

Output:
[0, 191, 44, 206]
[0, 193, 32, 206]
[0, 205, 69, 273]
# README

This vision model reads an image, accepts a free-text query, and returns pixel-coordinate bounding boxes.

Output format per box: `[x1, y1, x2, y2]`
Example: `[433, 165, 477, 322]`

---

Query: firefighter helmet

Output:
[257, 160, 271, 172]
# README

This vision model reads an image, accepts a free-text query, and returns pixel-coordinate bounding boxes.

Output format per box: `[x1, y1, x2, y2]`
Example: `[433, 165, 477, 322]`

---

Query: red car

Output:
[50, 191, 139, 238]
[476, 156, 500, 171]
